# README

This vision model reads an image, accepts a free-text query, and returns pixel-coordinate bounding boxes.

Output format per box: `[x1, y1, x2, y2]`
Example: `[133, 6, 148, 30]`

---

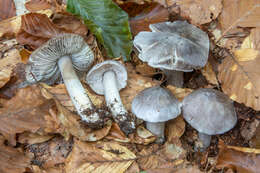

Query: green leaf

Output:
[67, 0, 133, 61]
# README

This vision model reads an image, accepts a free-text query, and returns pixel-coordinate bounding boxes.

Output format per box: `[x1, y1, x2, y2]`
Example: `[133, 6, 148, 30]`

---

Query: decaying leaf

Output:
[54, 99, 112, 141]
[167, 0, 223, 25]
[18, 132, 54, 145]
[0, 9, 52, 38]
[166, 116, 186, 142]
[216, 141, 260, 173]
[16, 13, 69, 50]
[65, 140, 136, 173]
[0, 140, 31, 173]
[25, 0, 52, 12]
[0, 85, 53, 145]
[218, 28, 260, 110]
[201, 62, 219, 85]
[0, 45, 21, 88]
[27, 136, 72, 169]
[219, 0, 260, 37]
[0, 0, 16, 21]
[125, 161, 140, 173]
[166, 85, 193, 101]
[128, 3, 169, 36]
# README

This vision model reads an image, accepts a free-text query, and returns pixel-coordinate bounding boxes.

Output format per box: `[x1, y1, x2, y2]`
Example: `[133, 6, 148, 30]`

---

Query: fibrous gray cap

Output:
[86, 60, 127, 95]
[133, 21, 209, 71]
[182, 88, 237, 135]
[131, 86, 181, 122]
[25, 34, 94, 85]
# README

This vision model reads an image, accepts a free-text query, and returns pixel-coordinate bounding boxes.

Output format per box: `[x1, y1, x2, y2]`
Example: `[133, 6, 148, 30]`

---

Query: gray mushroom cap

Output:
[133, 21, 209, 71]
[25, 34, 94, 85]
[182, 88, 237, 135]
[131, 86, 181, 122]
[86, 60, 127, 95]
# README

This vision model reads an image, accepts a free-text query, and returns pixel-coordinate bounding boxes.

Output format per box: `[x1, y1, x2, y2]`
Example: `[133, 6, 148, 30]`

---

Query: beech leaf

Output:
[67, 0, 133, 61]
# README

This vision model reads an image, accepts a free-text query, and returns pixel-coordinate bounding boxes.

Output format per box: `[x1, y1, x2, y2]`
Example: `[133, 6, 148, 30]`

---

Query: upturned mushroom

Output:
[182, 88, 237, 151]
[85, 60, 135, 135]
[133, 20, 209, 87]
[131, 86, 181, 143]
[25, 33, 108, 127]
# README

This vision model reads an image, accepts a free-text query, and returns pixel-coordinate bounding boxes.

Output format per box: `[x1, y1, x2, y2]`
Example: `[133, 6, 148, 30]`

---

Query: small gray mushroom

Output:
[86, 60, 135, 135]
[133, 20, 209, 87]
[25, 34, 107, 127]
[182, 88, 237, 151]
[131, 86, 181, 143]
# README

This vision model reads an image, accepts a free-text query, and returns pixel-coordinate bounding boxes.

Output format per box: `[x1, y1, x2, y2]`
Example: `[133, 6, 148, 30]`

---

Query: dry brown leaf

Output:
[25, 0, 52, 12]
[128, 3, 169, 36]
[174, 166, 203, 173]
[0, 85, 53, 145]
[19, 48, 31, 63]
[54, 99, 112, 141]
[0, 0, 16, 21]
[219, 0, 260, 37]
[16, 13, 70, 49]
[0, 46, 21, 88]
[167, 0, 222, 25]
[166, 85, 193, 101]
[0, 141, 31, 173]
[65, 140, 136, 173]
[18, 132, 54, 145]
[218, 28, 260, 110]
[125, 161, 140, 173]
[52, 12, 88, 36]
[216, 140, 260, 173]
[32, 165, 65, 173]
[0, 9, 52, 38]
[166, 116, 186, 142]
[27, 136, 72, 169]
[201, 62, 219, 85]
[146, 165, 202, 173]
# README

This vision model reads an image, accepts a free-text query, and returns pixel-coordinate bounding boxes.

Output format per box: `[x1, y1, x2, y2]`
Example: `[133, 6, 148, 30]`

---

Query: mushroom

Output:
[131, 86, 181, 143]
[182, 88, 237, 151]
[133, 20, 209, 87]
[85, 60, 135, 135]
[25, 33, 108, 127]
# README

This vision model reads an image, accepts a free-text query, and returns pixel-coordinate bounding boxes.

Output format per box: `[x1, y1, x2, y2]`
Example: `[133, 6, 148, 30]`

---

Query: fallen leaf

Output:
[218, 28, 260, 110]
[25, 0, 52, 12]
[240, 119, 259, 141]
[168, 0, 223, 25]
[0, 141, 31, 173]
[65, 140, 136, 173]
[18, 132, 54, 145]
[52, 12, 88, 36]
[127, 2, 169, 36]
[219, 0, 260, 38]
[166, 85, 193, 101]
[251, 124, 260, 149]
[216, 140, 260, 173]
[54, 99, 112, 141]
[0, 45, 21, 88]
[125, 161, 140, 173]
[16, 13, 69, 49]
[174, 166, 203, 173]
[0, 9, 52, 38]
[166, 116, 186, 142]
[0, 0, 16, 21]
[67, 0, 133, 61]
[0, 85, 53, 145]
[201, 62, 219, 85]
[32, 165, 65, 173]
[19, 48, 31, 63]
[27, 136, 72, 169]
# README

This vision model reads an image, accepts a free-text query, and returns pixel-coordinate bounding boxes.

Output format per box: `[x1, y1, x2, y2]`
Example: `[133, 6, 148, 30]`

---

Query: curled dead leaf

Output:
[166, 116, 186, 142]
[65, 140, 136, 173]
[0, 9, 52, 38]
[218, 28, 260, 110]
[201, 62, 219, 86]
[18, 132, 54, 145]
[25, 0, 52, 12]
[216, 140, 260, 173]
[0, 85, 53, 145]
[0, 0, 16, 21]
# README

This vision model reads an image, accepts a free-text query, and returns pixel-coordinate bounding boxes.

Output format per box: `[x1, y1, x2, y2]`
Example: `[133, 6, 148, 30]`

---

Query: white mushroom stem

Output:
[198, 132, 212, 150]
[103, 70, 128, 118]
[58, 56, 99, 123]
[162, 69, 183, 88]
[146, 122, 165, 144]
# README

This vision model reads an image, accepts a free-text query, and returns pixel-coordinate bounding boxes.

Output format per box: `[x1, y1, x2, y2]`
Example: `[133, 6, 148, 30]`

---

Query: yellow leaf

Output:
[234, 48, 259, 61]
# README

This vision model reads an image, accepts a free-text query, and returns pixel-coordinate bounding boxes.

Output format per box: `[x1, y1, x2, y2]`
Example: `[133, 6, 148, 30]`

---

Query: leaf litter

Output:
[0, 0, 260, 172]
